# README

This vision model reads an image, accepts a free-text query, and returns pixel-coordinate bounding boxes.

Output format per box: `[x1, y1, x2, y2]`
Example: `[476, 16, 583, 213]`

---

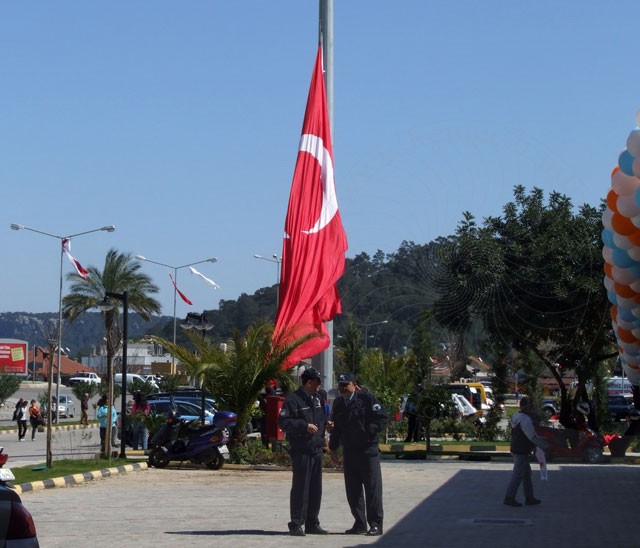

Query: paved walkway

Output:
[17, 458, 640, 548]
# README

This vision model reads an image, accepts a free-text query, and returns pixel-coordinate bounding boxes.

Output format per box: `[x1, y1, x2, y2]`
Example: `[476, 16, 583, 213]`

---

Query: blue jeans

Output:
[505, 452, 534, 500]
[132, 420, 148, 450]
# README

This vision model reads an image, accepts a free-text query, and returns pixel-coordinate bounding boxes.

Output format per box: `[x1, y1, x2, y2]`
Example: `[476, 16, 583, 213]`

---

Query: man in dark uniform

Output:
[278, 367, 328, 537]
[329, 373, 388, 537]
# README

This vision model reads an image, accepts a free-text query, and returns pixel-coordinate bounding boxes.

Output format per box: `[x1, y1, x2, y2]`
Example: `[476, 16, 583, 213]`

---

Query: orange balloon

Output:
[617, 327, 637, 343]
[628, 230, 640, 246]
[612, 213, 636, 235]
[604, 262, 614, 278]
[611, 305, 618, 322]
[612, 166, 621, 177]
[607, 189, 620, 213]
[615, 283, 637, 298]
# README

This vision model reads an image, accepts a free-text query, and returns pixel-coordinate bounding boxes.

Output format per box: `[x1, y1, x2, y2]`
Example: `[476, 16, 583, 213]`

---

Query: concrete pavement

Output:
[16, 458, 640, 548]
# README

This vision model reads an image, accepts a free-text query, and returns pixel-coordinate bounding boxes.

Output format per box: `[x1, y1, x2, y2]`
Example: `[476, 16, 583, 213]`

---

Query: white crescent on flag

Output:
[299, 133, 338, 235]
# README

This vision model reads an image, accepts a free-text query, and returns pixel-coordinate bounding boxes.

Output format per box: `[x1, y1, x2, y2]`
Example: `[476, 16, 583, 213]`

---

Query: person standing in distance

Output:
[329, 373, 388, 537]
[278, 367, 329, 537]
[504, 396, 550, 507]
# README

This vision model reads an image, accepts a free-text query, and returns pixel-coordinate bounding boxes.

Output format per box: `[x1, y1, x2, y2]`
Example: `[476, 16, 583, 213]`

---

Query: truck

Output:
[68, 372, 101, 386]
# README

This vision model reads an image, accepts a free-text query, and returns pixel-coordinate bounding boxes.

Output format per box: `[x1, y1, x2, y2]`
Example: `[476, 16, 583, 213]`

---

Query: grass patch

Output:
[9, 458, 139, 485]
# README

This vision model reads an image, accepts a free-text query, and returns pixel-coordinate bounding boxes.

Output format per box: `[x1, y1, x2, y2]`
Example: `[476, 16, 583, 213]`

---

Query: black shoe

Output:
[306, 526, 329, 535]
[288, 525, 305, 537]
[503, 497, 522, 507]
[345, 526, 367, 535]
[366, 525, 383, 536]
[525, 497, 541, 506]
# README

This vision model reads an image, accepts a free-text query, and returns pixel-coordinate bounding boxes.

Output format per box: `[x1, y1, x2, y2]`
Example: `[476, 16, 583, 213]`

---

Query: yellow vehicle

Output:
[448, 382, 489, 411]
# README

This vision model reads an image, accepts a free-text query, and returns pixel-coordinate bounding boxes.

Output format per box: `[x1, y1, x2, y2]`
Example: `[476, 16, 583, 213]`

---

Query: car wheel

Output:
[148, 448, 170, 468]
[205, 453, 224, 470]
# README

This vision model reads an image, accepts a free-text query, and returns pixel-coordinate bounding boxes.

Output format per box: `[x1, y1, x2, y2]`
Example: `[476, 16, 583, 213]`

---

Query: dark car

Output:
[608, 394, 635, 421]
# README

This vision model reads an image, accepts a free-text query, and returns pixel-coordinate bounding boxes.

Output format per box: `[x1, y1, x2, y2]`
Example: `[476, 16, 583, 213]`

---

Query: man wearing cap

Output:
[278, 367, 328, 537]
[329, 373, 388, 537]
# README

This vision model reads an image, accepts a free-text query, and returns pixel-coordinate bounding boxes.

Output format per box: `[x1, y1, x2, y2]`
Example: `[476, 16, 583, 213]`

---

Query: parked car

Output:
[608, 394, 635, 421]
[42, 395, 76, 419]
[57, 395, 76, 418]
[147, 399, 215, 425]
[68, 372, 101, 386]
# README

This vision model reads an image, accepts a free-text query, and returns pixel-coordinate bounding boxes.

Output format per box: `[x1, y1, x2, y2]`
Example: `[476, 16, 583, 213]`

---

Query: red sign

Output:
[0, 339, 28, 375]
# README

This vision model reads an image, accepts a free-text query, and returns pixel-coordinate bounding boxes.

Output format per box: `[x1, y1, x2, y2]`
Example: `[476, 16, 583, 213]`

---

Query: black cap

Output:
[337, 373, 356, 384]
[301, 367, 322, 382]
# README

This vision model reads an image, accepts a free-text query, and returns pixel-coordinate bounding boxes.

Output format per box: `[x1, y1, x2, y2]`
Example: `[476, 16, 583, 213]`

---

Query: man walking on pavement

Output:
[329, 373, 388, 536]
[278, 367, 329, 537]
[504, 395, 550, 507]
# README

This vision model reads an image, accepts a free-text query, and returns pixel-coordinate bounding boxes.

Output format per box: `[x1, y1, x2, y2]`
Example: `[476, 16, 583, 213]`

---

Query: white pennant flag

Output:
[189, 266, 220, 289]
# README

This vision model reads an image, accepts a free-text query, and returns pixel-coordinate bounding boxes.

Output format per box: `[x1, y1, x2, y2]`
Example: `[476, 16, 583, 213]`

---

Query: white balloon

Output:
[612, 168, 640, 196]
[617, 296, 637, 309]
[604, 275, 615, 291]
[603, 246, 614, 264]
[628, 128, 640, 157]
[622, 364, 640, 385]
[631, 279, 640, 292]
[618, 194, 640, 217]
[632, 214, 640, 228]
[634, 157, 640, 179]
[628, 247, 640, 261]
[612, 265, 636, 284]
[613, 233, 633, 249]
[602, 207, 614, 230]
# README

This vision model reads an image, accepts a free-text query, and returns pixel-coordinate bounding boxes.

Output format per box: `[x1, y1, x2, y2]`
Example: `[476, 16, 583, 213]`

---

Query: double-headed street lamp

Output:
[135, 255, 217, 358]
[253, 253, 282, 308]
[98, 291, 128, 459]
[10, 223, 115, 466]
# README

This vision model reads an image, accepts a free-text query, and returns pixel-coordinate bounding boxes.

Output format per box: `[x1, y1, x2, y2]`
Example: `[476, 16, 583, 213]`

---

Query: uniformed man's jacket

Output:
[329, 391, 388, 454]
[278, 387, 326, 454]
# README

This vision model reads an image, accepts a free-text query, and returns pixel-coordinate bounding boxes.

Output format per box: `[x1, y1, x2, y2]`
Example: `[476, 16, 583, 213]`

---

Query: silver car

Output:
[57, 395, 76, 418]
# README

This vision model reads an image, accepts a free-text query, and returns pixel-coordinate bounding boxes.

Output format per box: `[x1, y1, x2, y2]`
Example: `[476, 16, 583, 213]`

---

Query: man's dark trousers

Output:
[343, 448, 383, 529]
[289, 450, 323, 529]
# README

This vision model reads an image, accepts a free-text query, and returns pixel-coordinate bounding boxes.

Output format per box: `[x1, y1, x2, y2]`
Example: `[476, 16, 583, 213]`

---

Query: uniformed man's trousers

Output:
[342, 448, 383, 529]
[289, 450, 323, 528]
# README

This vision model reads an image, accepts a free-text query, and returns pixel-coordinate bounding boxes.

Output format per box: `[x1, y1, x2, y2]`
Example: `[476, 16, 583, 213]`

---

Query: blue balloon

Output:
[619, 307, 636, 322]
[619, 150, 636, 176]
[613, 248, 635, 268]
[607, 289, 618, 305]
[602, 228, 616, 248]
[634, 186, 640, 209]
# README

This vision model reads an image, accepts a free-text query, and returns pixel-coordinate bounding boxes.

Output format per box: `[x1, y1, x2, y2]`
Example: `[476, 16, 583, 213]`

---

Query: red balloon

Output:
[607, 189, 619, 213]
[612, 213, 636, 235]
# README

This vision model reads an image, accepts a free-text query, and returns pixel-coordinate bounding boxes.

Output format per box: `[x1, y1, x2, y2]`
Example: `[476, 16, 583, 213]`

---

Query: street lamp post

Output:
[253, 253, 282, 308]
[181, 312, 213, 424]
[361, 320, 389, 351]
[10, 222, 115, 468]
[135, 255, 218, 359]
[99, 291, 128, 459]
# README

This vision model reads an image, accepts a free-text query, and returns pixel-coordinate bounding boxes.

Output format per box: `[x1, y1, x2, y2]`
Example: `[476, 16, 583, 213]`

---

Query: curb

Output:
[0, 423, 97, 436]
[11, 462, 148, 496]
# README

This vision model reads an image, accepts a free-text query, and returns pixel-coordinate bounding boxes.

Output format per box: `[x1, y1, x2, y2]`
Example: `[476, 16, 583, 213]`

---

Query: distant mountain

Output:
[0, 311, 172, 358]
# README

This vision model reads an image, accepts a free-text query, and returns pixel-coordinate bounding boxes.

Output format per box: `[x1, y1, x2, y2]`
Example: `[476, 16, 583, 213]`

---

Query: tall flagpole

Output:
[313, 0, 335, 391]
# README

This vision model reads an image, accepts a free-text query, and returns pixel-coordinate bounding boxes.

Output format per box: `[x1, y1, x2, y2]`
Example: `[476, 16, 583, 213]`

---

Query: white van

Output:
[607, 377, 633, 395]
[114, 373, 146, 386]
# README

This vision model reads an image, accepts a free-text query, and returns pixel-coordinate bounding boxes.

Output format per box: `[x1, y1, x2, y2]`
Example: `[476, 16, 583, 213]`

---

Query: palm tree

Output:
[153, 319, 317, 448]
[62, 248, 161, 455]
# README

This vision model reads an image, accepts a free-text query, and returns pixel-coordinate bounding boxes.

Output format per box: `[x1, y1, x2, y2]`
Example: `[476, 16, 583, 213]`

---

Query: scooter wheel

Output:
[582, 446, 603, 464]
[206, 453, 224, 470]
[148, 448, 170, 468]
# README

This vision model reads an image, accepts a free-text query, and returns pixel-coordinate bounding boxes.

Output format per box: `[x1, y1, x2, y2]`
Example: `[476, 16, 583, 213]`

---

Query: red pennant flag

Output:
[61, 238, 90, 279]
[169, 273, 193, 305]
[274, 45, 348, 369]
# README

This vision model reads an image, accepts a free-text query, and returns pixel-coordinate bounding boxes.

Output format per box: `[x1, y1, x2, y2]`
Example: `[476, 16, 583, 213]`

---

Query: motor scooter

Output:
[148, 409, 237, 470]
[536, 424, 605, 463]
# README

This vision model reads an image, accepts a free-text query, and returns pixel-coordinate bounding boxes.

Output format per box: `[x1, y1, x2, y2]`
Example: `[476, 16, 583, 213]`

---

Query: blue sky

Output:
[2, 1, 638, 317]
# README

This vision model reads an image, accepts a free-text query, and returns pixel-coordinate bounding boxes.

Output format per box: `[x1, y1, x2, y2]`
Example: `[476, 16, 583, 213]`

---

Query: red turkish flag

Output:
[274, 45, 348, 369]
